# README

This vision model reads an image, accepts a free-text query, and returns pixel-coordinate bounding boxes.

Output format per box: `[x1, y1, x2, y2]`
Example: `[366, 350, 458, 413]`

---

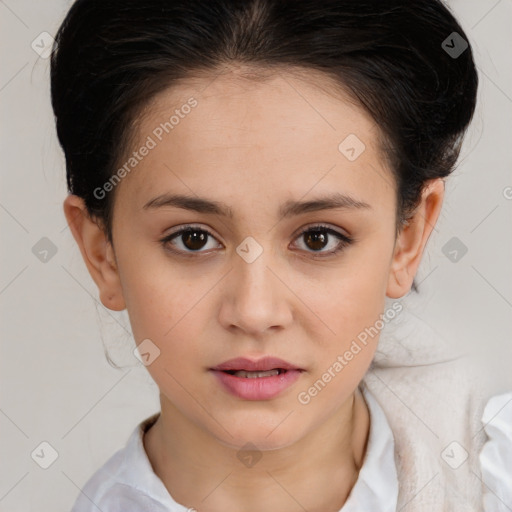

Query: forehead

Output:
[116, 67, 395, 216]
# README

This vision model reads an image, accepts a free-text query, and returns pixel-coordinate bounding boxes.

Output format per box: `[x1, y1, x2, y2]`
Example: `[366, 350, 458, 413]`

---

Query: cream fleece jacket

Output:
[362, 295, 489, 511]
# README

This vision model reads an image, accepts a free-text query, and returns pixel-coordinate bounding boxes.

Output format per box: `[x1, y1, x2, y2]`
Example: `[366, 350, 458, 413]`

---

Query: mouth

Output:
[210, 355, 304, 375]
[209, 356, 305, 400]
[220, 368, 290, 378]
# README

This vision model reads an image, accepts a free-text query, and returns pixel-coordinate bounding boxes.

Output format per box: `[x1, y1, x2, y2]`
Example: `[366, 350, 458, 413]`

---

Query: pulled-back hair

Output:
[50, 0, 478, 294]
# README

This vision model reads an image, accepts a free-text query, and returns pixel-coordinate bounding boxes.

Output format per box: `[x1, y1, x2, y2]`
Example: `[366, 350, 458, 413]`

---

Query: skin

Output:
[63, 65, 444, 512]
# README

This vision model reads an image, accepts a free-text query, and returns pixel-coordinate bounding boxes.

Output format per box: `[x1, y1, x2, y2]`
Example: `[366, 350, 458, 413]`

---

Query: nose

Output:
[218, 243, 293, 336]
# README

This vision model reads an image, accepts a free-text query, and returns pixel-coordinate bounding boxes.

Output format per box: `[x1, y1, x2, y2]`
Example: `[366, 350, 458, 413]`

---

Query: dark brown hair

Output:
[50, 0, 478, 293]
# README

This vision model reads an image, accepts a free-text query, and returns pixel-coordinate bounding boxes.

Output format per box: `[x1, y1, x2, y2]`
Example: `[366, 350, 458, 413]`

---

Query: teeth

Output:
[232, 369, 281, 378]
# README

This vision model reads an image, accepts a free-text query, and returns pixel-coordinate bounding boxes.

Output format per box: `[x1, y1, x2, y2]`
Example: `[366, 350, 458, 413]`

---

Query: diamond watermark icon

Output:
[236, 236, 263, 264]
[338, 134, 366, 161]
[31, 441, 59, 469]
[237, 442, 262, 468]
[441, 32, 468, 59]
[31, 31, 55, 59]
[133, 338, 161, 366]
[441, 441, 468, 469]
[32, 237, 58, 263]
[442, 236, 468, 263]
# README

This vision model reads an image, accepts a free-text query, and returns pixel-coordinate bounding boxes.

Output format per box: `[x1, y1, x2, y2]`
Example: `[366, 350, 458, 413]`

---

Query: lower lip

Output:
[210, 369, 303, 400]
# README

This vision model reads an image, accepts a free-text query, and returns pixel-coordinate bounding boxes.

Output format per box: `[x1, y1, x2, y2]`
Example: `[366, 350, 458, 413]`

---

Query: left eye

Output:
[160, 224, 353, 257]
[292, 225, 353, 255]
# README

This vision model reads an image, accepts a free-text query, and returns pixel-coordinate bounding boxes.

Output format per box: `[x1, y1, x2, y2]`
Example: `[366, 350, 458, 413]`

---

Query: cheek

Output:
[115, 229, 192, 325]
[305, 284, 383, 379]
[295, 243, 391, 379]
[122, 269, 201, 343]
[297, 248, 391, 337]
[115, 246, 184, 345]
[295, 283, 384, 413]
[122, 270, 208, 395]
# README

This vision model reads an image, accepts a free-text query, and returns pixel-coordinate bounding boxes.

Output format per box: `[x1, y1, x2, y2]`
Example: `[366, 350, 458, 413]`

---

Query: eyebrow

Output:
[143, 192, 372, 219]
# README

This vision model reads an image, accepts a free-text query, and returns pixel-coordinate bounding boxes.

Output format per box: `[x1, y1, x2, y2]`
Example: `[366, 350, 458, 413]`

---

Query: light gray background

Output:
[1, 1, 511, 510]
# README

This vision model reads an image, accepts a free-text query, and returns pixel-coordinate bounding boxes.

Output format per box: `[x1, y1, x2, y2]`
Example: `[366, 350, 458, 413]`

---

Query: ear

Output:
[63, 194, 126, 311]
[386, 178, 445, 298]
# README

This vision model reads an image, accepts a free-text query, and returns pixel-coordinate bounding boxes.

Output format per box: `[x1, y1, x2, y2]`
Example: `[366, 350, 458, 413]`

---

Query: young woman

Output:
[50, 1, 511, 510]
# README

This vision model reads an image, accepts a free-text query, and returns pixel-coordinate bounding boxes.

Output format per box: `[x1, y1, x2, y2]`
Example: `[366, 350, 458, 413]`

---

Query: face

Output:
[80, 68, 413, 451]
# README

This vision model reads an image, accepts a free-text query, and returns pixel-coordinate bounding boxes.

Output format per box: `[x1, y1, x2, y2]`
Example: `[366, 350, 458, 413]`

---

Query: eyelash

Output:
[160, 223, 354, 259]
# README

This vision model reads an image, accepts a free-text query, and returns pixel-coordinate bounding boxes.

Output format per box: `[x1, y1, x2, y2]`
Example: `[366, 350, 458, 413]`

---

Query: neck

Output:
[144, 386, 370, 512]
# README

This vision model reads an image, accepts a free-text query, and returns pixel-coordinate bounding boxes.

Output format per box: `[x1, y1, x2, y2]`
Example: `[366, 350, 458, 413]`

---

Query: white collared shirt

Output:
[70, 387, 511, 512]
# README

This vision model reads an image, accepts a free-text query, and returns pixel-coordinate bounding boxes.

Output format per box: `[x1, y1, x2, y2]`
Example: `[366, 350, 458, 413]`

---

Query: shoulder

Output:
[70, 413, 164, 512]
[479, 391, 512, 512]
[363, 302, 496, 508]
[71, 481, 171, 512]
[69, 446, 127, 512]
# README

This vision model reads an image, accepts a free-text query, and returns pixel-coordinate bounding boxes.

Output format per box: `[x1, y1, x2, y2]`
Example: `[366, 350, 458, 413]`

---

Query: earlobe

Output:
[386, 179, 445, 299]
[63, 195, 126, 311]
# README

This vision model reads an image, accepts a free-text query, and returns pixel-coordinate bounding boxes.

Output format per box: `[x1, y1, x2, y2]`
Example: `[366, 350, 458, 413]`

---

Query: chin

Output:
[212, 420, 302, 452]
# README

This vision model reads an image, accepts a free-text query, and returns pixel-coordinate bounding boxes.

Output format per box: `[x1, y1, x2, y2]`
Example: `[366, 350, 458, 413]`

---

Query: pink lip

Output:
[210, 368, 303, 400]
[210, 356, 303, 372]
[209, 356, 305, 400]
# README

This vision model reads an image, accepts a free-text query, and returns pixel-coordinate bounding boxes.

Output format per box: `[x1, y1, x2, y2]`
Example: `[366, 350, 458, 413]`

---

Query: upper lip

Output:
[210, 356, 303, 372]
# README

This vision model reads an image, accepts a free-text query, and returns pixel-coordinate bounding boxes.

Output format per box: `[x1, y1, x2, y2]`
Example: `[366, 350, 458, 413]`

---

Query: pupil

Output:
[305, 230, 327, 251]
[183, 229, 207, 251]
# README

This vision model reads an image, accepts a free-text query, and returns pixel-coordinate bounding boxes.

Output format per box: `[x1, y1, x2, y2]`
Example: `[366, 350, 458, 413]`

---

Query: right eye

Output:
[160, 225, 222, 256]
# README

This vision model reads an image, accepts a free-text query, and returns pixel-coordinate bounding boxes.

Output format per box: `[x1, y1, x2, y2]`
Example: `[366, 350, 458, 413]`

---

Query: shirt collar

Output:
[117, 385, 398, 511]
[341, 384, 399, 511]
[117, 412, 183, 509]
